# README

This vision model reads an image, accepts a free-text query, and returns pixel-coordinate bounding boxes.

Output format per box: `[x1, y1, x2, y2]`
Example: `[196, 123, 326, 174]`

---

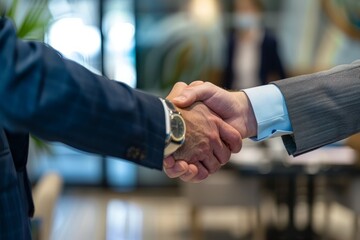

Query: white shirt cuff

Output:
[243, 84, 293, 141]
[160, 98, 170, 135]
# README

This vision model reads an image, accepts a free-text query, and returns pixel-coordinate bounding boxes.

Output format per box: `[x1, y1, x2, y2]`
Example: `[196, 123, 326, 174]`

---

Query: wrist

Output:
[162, 99, 186, 157]
[234, 92, 257, 138]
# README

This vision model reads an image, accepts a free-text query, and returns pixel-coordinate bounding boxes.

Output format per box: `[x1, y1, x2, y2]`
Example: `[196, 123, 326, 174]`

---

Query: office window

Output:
[28, 0, 137, 188]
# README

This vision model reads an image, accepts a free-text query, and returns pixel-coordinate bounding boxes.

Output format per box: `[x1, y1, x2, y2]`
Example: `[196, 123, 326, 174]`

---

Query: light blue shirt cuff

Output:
[243, 84, 293, 141]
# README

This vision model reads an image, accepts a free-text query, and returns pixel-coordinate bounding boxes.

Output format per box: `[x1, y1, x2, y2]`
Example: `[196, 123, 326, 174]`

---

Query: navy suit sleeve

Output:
[0, 18, 166, 170]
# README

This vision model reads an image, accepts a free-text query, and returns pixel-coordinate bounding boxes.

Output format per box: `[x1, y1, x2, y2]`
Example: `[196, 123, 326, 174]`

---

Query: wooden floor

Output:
[49, 187, 357, 240]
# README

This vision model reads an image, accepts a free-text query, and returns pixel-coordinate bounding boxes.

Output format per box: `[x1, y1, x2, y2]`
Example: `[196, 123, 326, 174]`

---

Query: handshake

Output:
[163, 81, 258, 183]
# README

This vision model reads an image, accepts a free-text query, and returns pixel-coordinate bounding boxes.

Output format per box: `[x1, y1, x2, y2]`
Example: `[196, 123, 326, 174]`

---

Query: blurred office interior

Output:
[3, 0, 360, 239]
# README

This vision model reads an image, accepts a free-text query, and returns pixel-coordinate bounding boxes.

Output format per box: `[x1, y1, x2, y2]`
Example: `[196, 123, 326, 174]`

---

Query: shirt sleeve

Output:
[160, 98, 170, 135]
[242, 84, 293, 141]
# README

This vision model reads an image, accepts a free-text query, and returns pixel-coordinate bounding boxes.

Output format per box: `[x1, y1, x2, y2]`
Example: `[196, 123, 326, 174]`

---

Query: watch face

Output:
[171, 114, 186, 142]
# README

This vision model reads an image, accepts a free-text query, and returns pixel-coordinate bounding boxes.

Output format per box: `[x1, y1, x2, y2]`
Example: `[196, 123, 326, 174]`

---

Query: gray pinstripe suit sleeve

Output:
[272, 60, 360, 156]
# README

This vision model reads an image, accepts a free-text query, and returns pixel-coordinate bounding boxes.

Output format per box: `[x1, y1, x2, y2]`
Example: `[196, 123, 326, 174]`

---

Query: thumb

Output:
[172, 82, 216, 108]
[166, 82, 188, 101]
[189, 80, 204, 87]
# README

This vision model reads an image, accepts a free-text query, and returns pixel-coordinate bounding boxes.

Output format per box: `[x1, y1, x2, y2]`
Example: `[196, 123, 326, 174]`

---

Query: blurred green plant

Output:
[2, 0, 51, 39]
[138, 16, 223, 95]
[2, 0, 52, 154]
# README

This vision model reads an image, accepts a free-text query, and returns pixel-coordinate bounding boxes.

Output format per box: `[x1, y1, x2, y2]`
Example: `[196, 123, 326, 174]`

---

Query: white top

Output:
[232, 30, 264, 90]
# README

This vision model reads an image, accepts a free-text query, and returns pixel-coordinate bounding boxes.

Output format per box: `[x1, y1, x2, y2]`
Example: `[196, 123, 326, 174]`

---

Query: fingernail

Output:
[163, 160, 169, 168]
[175, 164, 185, 172]
[163, 158, 172, 168]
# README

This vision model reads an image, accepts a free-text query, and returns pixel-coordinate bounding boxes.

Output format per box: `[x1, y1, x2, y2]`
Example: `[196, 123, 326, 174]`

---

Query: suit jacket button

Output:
[126, 147, 145, 160]
[126, 147, 137, 159]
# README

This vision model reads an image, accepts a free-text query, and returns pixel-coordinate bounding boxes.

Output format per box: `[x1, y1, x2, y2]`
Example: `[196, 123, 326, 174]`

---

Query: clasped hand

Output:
[163, 81, 257, 182]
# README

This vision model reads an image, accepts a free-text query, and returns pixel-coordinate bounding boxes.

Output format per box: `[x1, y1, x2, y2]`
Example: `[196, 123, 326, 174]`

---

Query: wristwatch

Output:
[163, 99, 186, 157]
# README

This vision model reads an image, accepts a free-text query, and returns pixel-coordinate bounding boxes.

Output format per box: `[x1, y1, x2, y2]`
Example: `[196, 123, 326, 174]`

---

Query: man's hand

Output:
[176, 102, 242, 164]
[172, 81, 258, 139]
[163, 82, 242, 183]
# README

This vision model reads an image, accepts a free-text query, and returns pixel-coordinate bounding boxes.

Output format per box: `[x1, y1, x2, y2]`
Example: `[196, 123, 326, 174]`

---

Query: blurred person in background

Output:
[223, 0, 286, 90]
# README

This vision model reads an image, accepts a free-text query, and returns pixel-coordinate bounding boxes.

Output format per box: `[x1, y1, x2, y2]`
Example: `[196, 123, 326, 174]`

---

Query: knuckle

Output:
[220, 153, 230, 165]
[175, 82, 187, 88]
[209, 164, 220, 174]
[204, 82, 213, 88]
[230, 134, 242, 153]
[233, 138, 243, 153]
[198, 141, 211, 155]
[238, 140, 243, 152]
[230, 131, 241, 142]
[190, 152, 206, 164]
[208, 131, 219, 143]
[197, 171, 209, 181]
[208, 115, 218, 124]
[191, 80, 204, 85]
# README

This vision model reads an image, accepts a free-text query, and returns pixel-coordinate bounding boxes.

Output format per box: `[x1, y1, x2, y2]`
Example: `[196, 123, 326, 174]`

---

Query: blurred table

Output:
[230, 140, 359, 240]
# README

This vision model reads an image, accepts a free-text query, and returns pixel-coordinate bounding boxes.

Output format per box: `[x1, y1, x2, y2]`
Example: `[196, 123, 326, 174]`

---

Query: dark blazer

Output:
[0, 17, 166, 239]
[0, 130, 33, 239]
[223, 29, 286, 89]
[273, 60, 360, 156]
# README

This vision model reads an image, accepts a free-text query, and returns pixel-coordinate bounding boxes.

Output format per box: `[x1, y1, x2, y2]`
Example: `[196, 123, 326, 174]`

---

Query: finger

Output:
[217, 120, 242, 153]
[190, 162, 209, 183]
[180, 164, 199, 182]
[207, 119, 232, 165]
[172, 82, 218, 108]
[201, 153, 221, 175]
[164, 161, 188, 178]
[163, 160, 189, 178]
[213, 140, 231, 166]
[163, 156, 176, 168]
[189, 80, 204, 87]
[166, 82, 188, 100]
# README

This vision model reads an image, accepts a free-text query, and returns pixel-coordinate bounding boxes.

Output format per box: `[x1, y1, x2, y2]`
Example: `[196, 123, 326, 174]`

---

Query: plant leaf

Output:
[31, 135, 53, 156]
[16, 0, 50, 39]
[7, 0, 19, 20]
